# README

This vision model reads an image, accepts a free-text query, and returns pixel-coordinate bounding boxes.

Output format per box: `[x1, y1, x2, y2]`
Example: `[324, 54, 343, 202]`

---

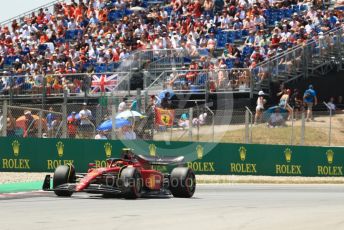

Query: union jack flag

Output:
[91, 74, 118, 94]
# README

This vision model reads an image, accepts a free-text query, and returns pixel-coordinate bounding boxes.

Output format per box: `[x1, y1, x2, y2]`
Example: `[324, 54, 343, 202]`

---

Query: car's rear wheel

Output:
[120, 167, 142, 199]
[170, 167, 196, 198]
[53, 165, 75, 197]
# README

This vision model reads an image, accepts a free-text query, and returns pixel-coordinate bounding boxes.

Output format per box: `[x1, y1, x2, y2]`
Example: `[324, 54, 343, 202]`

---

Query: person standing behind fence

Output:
[6, 111, 16, 137]
[24, 110, 37, 138]
[79, 103, 93, 138]
[67, 112, 79, 138]
[303, 85, 317, 121]
[118, 97, 127, 113]
[254, 90, 266, 125]
[46, 107, 56, 137]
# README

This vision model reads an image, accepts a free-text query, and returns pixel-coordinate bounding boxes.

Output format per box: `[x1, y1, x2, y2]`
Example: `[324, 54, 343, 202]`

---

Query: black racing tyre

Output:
[53, 165, 75, 197]
[170, 167, 196, 198]
[120, 167, 142, 199]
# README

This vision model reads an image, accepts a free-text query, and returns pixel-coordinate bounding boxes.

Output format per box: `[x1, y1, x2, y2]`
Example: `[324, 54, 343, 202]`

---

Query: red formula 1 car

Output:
[43, 149, 196, 199]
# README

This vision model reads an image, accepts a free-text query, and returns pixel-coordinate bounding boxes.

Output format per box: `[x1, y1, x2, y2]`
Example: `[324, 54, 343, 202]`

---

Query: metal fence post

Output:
[61, 90, 68, 138]
[290, 108, 294, 146]
[245, 107, 253, 144]
[205, 106, 214, 142]
[2, 101, 7, 137]
[136, 88, 141, 113]
[301, 112, 305, 145]
[38, 110, 43, 138]
[245, 110, 250, 144]
[323, 102, 332, 146]
[111, 105, 116, 140]
[188, 107, 193, 141]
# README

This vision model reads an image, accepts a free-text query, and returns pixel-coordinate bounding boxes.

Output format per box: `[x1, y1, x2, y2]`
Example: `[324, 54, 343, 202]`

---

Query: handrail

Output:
[256, 26, 343, 67]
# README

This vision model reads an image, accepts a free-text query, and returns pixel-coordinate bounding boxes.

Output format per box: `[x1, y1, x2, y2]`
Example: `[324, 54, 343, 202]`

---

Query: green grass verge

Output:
[0, 181, 43, 193]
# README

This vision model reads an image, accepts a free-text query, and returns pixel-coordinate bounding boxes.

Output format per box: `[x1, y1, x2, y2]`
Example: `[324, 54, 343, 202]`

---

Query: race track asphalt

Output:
[1, 184, 344, 230]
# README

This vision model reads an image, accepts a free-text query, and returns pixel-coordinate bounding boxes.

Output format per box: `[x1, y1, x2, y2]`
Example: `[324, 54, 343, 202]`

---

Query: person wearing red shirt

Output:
[67, 112, 79, 138]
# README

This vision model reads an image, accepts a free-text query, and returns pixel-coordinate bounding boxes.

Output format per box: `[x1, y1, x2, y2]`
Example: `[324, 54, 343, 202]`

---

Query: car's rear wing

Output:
[136, 155, 185, 166]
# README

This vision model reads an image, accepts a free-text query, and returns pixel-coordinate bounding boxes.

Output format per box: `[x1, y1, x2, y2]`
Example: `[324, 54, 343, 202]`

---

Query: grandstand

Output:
[0, 0, 342, 108]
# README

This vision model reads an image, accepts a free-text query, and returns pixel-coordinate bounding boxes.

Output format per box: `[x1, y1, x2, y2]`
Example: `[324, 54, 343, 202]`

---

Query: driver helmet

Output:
[121, 148, 134, 160]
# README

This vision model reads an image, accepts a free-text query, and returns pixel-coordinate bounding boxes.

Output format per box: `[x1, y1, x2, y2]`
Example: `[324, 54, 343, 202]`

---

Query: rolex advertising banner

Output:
[0, 137, 343, 177]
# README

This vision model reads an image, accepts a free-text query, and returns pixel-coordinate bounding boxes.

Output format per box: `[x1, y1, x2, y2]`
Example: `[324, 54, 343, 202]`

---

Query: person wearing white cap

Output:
[255, 90, 266, 124]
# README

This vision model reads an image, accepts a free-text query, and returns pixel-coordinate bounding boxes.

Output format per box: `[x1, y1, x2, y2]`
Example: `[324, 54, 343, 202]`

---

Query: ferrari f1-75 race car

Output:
[43, 149, 196, 199]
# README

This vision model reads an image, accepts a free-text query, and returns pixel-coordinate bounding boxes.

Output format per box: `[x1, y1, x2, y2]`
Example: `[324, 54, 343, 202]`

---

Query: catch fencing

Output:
[1, 99, 342, 146]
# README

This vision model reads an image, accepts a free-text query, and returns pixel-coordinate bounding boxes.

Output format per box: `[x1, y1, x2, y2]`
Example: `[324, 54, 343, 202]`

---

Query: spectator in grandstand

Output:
[67, 111, 79, 138]
[178, 113, 189, 129]
[255, 90, 266, 125]
[267, 108, 286, 128]
[303, 85, 318, 122]
[78, 103, 93, 138]
[6, 111, 16, 137]
[118, 97, 127, 113]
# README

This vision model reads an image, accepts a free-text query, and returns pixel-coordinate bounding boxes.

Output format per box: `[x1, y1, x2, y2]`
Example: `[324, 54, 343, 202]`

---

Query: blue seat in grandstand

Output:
[234, 30, 243, 41]
[300, 4, 307, 11]
[55, 38, 65, 43]
[283, 8, 292, 18]
[190, 85, 202, 92]
[165, 6, 172, 15]
[107, 63, 115, 72]
[65, 30, 83, 40]
[108, 11, 122, 22]
[198, 49, 209, 56]
[242, 46, 253, 58]
[95, 64, 107, 73]
[216, 31, 227, 48]
[225, 59, 234, 69]
[196, 73, 207, 85]
[183, 57, 192, 65]
[113, 62, 121, 69]
[124, 9, 133, 16]
[38, 44, 48, 53]
[226, 31, 235, 44]
[242, 29, 249, 37]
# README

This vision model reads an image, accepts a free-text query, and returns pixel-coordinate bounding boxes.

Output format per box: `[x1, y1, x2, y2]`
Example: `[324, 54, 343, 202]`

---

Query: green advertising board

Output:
[0, 137, 343, 177]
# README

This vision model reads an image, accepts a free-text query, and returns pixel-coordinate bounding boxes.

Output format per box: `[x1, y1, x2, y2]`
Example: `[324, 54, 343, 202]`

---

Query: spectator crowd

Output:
[0, 0, 342, 95]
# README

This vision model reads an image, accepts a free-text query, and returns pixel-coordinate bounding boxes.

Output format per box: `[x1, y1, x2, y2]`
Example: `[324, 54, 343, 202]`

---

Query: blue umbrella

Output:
[97, 119, 131, 131]
[158, 89, 175, 100]
[263, 106, 288, 121]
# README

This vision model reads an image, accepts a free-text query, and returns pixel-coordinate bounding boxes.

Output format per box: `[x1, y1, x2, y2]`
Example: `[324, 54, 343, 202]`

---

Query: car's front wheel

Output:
[53, 165, 75, 197]
[120, 167, 142, 199]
